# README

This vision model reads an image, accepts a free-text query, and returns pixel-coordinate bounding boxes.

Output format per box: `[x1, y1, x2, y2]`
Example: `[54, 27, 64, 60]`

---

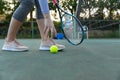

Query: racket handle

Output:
[52, 0, 57, 4]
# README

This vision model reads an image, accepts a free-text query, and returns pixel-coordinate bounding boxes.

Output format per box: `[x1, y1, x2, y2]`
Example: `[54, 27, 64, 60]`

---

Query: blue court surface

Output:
[0, 39, 120, 80]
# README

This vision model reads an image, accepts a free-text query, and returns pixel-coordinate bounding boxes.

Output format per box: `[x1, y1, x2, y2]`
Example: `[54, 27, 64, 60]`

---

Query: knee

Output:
[20, 0, 34, 10]
[12, 0, 35, 22]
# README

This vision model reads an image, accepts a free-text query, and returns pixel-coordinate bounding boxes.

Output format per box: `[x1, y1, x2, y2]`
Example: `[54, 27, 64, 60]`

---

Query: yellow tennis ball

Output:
[50, 45, 58, 53]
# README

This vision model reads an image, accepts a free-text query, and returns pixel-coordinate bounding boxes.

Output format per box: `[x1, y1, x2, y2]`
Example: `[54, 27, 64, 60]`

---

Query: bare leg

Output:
[37, 19, 48, 41]
[6, 17, 22, 42]
[2, 17, 28, 51]
[2, 0, 34, 51]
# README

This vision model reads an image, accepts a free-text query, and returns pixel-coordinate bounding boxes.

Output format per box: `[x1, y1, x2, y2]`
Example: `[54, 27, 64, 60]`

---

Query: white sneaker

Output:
[39, 39, 65, 51]
[2, 40, 28, 51]
[39, 44, 65, 51]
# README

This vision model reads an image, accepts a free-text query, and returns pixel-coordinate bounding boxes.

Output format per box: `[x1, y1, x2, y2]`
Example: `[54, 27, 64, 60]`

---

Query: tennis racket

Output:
[52, 0, 84, 45]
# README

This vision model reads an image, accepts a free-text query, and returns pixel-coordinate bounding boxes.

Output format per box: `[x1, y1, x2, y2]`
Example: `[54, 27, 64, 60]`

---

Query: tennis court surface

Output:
[0, 39, 120, 80]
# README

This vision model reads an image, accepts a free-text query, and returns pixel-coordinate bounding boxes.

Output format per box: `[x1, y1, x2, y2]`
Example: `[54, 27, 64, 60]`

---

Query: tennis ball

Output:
[50, 45, 58, 53]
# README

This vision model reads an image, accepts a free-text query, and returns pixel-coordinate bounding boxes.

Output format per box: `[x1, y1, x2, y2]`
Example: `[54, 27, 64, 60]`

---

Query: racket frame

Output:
[53, 0, 84, 45]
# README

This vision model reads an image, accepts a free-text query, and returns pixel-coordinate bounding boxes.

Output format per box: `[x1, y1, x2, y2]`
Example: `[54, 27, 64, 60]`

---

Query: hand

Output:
[44, 13, 57, 38]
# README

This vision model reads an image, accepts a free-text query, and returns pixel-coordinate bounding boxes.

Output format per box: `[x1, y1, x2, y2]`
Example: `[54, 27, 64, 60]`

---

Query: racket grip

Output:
[52, 0, 57, 4]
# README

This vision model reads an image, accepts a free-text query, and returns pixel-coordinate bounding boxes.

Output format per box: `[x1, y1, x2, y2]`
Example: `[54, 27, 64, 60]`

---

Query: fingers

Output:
[44, 17, 57, 38]
[44, 26, 57, 38]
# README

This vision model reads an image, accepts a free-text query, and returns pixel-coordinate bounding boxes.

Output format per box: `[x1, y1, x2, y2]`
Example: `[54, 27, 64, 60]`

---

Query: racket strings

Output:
[62, 14, 83, 44]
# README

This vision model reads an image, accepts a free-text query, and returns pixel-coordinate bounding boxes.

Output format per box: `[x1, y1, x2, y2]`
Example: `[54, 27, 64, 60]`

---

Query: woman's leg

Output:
[2, 0, 34, 51]
[6, 0, 34, 41]
[35, 0, 65, 50]
[6, 18, 22, 42]
[34, 0, 46, 40]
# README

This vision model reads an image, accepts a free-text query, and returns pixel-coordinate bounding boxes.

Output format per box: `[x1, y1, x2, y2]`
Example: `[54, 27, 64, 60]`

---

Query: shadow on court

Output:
[0, 39, 120, 80]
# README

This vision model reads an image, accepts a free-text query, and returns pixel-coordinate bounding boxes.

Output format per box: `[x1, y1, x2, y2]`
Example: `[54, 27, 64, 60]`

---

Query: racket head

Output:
[52, 0, 85, 45]
[61, 13, 84, 45]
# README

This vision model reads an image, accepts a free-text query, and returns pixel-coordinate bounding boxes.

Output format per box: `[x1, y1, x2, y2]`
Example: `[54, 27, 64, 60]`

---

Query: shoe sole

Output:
[39, 47, 65, 51]
[2, 48, 28, 52]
